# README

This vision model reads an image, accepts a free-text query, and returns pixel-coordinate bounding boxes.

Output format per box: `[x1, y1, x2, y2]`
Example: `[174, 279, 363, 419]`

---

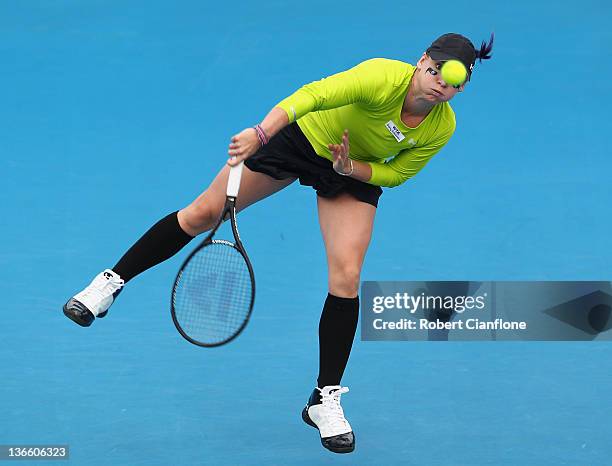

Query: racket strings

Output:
[173, 242, 253, 345]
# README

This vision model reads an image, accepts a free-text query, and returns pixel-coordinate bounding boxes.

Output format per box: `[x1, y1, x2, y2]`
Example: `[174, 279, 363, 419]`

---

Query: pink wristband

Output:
[253, 124, 269, 146]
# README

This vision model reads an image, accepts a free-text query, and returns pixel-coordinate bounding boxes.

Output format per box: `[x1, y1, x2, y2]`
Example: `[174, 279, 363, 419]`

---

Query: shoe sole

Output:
[62, 303, 94, 327]
[301, 406, 355, 454]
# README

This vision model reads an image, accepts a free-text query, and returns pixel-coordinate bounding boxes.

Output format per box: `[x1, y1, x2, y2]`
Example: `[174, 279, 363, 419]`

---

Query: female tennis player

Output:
[63, 32, 493, 453]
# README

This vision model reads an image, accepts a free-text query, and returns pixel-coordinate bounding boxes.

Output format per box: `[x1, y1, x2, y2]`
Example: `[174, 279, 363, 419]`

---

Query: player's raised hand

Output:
[329, 129, 352, 175]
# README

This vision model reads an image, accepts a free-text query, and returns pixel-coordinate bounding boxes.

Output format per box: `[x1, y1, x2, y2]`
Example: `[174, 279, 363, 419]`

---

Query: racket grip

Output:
[227, 160, 244, 198]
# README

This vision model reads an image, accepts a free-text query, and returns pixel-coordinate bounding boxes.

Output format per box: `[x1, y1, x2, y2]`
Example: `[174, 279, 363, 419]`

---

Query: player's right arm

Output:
[274, 58, 386, 123]
[228, 107, 289, 165]
[228, 59, 387, 165]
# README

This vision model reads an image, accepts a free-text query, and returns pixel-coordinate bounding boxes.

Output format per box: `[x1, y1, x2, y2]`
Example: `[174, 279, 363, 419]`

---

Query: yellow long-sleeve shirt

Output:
[275, 58, 456, 187]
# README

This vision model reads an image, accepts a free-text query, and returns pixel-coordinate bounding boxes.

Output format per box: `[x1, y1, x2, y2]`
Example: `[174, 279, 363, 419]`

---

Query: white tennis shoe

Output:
[63, 269, 124, 327]
[302, 385, 355, 453]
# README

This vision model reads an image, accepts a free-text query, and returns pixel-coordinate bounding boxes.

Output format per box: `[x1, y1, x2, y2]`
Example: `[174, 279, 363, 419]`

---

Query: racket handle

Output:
[227, 160, 244, 198]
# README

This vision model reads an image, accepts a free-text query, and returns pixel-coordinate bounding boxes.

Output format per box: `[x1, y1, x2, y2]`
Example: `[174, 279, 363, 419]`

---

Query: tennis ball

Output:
[441, 60, 467, 87]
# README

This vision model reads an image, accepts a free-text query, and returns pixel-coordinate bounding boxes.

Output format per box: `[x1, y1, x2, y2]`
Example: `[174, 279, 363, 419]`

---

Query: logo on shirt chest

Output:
[385, 120, 405, 142]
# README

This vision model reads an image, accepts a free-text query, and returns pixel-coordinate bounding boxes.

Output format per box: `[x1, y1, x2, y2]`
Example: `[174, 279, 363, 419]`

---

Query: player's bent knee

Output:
[179, 202, 223, 236]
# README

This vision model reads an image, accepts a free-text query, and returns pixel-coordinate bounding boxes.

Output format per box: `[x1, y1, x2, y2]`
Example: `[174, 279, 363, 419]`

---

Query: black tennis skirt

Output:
[244, 123, 383, 208]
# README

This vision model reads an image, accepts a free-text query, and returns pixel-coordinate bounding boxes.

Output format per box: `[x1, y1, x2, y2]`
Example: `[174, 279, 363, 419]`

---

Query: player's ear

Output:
[417, 53, 428, 67]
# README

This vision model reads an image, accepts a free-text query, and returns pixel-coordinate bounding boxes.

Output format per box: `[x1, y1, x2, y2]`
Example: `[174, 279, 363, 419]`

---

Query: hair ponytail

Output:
[476, 32, 494, 62]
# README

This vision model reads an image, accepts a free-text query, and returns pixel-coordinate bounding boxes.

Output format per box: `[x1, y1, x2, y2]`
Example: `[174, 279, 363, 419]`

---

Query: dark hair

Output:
[476, 32, 494, 62]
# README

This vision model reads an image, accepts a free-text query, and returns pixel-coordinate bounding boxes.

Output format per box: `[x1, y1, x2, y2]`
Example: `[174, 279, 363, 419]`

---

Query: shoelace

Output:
[320, 387, 350, 431]
[80, 273, 124, 303]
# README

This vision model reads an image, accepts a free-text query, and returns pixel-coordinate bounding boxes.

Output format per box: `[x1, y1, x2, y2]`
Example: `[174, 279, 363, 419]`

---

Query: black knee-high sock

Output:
[317, 293, 359, 389]
[112, 211, 194, 284]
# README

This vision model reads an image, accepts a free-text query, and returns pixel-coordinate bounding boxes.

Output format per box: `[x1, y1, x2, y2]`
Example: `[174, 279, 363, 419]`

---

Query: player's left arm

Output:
[328, 128, 453, 185]
[366, 132, 454, 187]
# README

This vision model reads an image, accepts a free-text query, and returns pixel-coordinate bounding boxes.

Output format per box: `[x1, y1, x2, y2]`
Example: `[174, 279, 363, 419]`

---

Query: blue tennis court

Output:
[1, 1, 611, 464]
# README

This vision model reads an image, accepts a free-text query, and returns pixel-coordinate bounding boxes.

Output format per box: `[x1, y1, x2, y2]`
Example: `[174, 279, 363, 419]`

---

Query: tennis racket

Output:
[171, 161, 255, 347]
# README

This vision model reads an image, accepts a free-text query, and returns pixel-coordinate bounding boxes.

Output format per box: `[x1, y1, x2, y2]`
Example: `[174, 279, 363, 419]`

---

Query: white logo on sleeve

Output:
[385, 120, 405, 142]
[407, 138, 416, 146]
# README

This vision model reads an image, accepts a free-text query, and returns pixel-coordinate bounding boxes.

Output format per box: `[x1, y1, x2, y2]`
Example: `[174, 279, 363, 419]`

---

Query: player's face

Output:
[415, 54, 465, 102]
